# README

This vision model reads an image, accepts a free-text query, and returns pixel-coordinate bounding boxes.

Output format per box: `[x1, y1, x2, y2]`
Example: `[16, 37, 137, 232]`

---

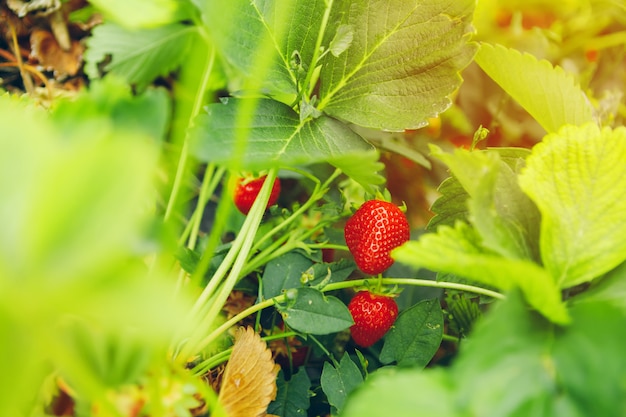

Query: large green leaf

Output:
[453, 292, 626, 416]
[263, 251, 314, 299]
[518, 123, 626, 288]
[189, 98, 383, 188]
[85, 23, 199, 90]
[431, 146, 541, 261]
[393, 222, 569, 324]
[317, 0, 477, 130]
[342, 367, 457, 417]
[201, 0, 325, 95]
[474, 43, 594, 133]
[268, 369, 311, 417]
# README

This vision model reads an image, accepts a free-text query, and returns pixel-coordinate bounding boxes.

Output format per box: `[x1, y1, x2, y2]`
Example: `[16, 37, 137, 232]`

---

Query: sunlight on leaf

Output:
[518, 123, 626, 288]
[393, 222, 569, 324]
[318, 0, 477, 130]
[88, 0, 190, 29]
[218, 327, 279, 417]
[475, 43, 595, 133]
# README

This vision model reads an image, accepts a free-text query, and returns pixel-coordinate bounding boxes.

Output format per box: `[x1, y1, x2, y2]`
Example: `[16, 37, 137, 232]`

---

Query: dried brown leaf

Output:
[30, 29, 83, 76]
[218, 327, 279, 417]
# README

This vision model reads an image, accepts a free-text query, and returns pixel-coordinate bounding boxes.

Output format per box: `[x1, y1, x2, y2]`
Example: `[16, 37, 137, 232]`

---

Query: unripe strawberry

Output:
[348, 291, 398, 347]
[344, 200, 410, 275]
[233, 175, 281, 215]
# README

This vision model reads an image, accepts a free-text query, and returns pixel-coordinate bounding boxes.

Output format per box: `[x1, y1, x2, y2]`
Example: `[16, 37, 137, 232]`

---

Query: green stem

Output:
[193, 277, 503, 360]
[176, 170, 279, 361]
[164, 44, 216, 222]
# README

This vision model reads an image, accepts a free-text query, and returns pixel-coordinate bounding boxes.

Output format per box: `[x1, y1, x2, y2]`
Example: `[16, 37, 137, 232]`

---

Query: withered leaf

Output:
[218, 327, 279, 417]
[30, 29, 83, 76]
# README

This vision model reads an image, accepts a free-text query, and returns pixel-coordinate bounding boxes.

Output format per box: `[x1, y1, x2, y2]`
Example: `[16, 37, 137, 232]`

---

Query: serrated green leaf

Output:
[393, 222, 569, 324]
[379, 299, 443, 367]
[263, 252, 314, 299]
[88, 0, 192, 29]
[268, 369, 311, 417]
[475, 43, 594, 133]
[519, 123, 626, 288]
[279, 288, 353, 335]
[445, 293, 482, 336]
[320, 354, 363, 414]
[202, 0, 326, 95]
[342, 367, 457, 417]
[307, 259, 355, 287]
[317, 0, 477, 130]
[431, 146, 541, 261]
[85, 23, 199, 90]
[189, 98, 379, 186]
[427, 176, 470, 231]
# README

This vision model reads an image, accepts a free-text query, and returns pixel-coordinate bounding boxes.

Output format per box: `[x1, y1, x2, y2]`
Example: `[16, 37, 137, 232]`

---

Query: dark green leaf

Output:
[268, 369, 311, 417]
[306, 259, 355, 287]
[379, 299, 443, 367]
[263, 252, 314, 300]
[279, 288, 353, 335]
[320, 354, 364, 414]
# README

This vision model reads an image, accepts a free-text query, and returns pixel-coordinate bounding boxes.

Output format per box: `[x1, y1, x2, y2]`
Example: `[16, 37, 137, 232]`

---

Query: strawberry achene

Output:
[348, 291, 398, 348]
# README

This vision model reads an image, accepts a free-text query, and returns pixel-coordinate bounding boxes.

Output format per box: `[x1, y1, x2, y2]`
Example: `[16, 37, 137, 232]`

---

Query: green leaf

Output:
[393, 222, 569, 324]
[317, 0, 477, 130]
[189, 98, 380, 186]
[342, 367, 458, 417]
[571, 262, 626, 313]
[201, 0, 327, 95]
[279, 288, 353, 335]
[474, 43, 594, 133]
[431, 146, 541, 261]
[307, 259, 356, 287]
[50, 77, 171, 141]
[427, 176, 470, 231]
[263, 251, 314, 299]
[268, 369, 311, 417]
[379, 299, 443, 367]
[328, 24, 354, 57]
[88, 0, 193, 29]
[85, 23, 199, 90]
[518, 123, 626, 288]
[320, 354, 364, 414]
[453, 291, 626, 416]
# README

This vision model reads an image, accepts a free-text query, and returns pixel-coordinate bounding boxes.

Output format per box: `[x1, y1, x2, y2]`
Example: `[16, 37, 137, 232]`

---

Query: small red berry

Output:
[348, 291, 398, 348]
[344, 200, 410, 275]
[233, 175, 281, 215]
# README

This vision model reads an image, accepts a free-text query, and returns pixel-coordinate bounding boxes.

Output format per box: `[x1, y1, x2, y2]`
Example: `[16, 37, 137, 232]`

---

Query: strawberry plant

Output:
[1, 0, 626, 416]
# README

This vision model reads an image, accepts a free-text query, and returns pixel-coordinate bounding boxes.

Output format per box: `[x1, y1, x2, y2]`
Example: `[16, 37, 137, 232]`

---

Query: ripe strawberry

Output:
[348, 291, 398, 348]
[233, 175, 281, 215]
[344, 200, 410, 275]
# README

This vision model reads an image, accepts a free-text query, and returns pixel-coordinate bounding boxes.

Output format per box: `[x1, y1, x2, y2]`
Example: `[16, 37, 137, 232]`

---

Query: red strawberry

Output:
[344, 200, 410, 275]
[348, 291, 398, 347]
[233, 175, 281, 215]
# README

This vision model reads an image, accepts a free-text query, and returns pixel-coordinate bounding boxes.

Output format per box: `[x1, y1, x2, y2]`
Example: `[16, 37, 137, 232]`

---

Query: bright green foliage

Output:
[393, 222, 569, 324]
[85, 23, 199, 90]
[0, 87, 189, 416]
[343, 292, 626, 416]
[278, 288, 354, 334]
[427, 176, 470, 230]
[87, 0, 193, 29]
[321, 354, 364, 414]
[474, 43, 595, 133]
[318, 0, 477, 130]
[519, 123, 626, 288]
[431, 146, 541, 261]
[269, 370, 311, 417]
[379, 299, 443, 367]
